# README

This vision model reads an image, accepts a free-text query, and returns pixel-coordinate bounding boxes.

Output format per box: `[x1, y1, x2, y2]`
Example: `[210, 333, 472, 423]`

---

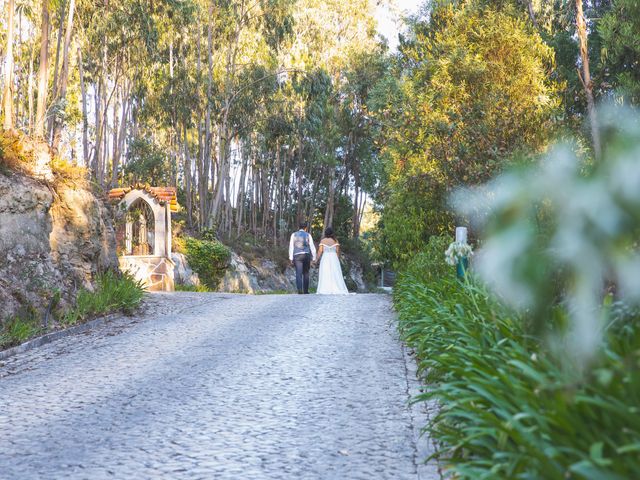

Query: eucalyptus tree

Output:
[34, 0, 51, 137]
[0, 0, 386, 248]
[3, 0, 16, 130]
[50, 0, 75, 150]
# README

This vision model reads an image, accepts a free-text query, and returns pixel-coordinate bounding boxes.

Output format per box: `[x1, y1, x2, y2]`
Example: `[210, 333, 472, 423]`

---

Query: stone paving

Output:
[0, 293, 441, 479]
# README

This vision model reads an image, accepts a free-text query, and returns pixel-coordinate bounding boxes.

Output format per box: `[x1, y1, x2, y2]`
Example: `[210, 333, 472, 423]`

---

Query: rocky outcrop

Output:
[0, 168, 118, 322]
[218, 252, 261, 293]
[171, 252, 201, 287]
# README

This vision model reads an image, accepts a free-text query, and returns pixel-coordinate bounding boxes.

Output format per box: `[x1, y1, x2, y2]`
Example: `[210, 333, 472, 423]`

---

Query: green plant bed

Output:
[394, 256, 640, 479]
[62, 271, 145, 325]
[1, 271, 144, 350]
[0, 313, 42, 349]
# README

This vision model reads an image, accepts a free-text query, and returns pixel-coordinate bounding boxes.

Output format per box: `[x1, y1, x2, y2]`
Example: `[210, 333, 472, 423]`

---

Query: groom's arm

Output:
[308, 233, 317, 261]
[288, 234, 294, 262]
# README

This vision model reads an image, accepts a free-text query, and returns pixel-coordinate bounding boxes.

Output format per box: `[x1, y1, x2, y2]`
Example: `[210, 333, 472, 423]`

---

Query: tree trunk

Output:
[524, 0, 538, 28]
[28, 43, 35, 132]
[15, 6, 23, 127]
[352, 161, 361, 239]
[235, 139, 249, 235]
[296, 132, 304, 224]
[575, 0, 601, 161]
[324, 167, 336, 230]
[94, 80, 102, 178]
[78, 47, 89, 166]
[203, 10, 214, 224]
[2, 0, 16, 130]
[35, 0, 51, 138]
[110, 92, 119, 186]
[51, 0, 75, 151]
[113, 85, 129, 186]
[48, 0, 66, 139]
[184, 124, 193, 228]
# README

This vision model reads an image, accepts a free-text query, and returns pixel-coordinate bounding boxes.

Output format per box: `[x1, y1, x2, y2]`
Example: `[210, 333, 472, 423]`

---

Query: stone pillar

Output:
[125, 221, 132, 254]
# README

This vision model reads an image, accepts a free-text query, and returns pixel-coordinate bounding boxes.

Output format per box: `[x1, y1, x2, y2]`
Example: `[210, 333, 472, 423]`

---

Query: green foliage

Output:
[63, 271, 145, 325]
[378, 175, 453, 267]
[398, 234, 453, 287]
[122, 137, 172, 185]
[600, 0, 640, 104]
[0, 310, 41, 349]
[455, 105, 640, 363]
[184, 237, 231, 289]
[0, 272, 144, 349]
[385, 2, 559, 185]
[394, 104, 640, 478]
[373, 1, 559, 265]
[395, 266, 640, 479]
[175, 284, 213, 293]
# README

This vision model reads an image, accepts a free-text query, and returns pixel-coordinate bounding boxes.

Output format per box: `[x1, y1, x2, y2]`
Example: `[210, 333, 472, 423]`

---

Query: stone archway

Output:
[108, 185, 178, 291]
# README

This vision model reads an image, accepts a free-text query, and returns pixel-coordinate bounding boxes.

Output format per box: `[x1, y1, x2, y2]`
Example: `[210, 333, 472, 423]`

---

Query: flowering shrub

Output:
[444, 241, 474, 266]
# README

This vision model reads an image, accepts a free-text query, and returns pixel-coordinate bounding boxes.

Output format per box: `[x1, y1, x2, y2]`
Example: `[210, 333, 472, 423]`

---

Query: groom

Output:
[288, 221, 317, 294]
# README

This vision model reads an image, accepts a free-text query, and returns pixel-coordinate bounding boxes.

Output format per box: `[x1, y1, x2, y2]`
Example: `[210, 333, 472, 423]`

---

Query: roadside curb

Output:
[402, 341, 444, 480]
[0, 313, 119, 362]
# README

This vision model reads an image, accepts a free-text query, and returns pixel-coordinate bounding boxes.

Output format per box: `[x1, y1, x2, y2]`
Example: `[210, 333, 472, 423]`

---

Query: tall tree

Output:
[575, 0, 601, 160]
[3, 0, 16, 130]
[35, 0, 50, 137]
[51, 0, 75, 150]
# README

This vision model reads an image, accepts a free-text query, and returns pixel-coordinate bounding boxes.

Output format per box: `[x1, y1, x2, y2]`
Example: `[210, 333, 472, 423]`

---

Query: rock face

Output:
[0, 170, 118, 322]
[171, 253, 200, 287]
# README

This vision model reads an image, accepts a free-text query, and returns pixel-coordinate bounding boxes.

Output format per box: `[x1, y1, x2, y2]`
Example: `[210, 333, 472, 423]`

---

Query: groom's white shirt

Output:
[289, 230, 317, 262]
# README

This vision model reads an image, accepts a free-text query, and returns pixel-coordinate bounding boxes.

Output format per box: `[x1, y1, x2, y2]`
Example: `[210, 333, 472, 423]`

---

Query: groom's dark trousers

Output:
[294, 253, 311, 294]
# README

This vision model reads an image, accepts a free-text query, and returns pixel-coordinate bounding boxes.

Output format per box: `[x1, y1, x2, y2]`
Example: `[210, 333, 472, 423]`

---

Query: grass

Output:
[1, 272, 144, 351]
[394, 247, 640, 479]
[175, 284, 213, 292]
[0, 314, 41, 349]
[50, 156, 89, 187]
[62, 271, 145, 325]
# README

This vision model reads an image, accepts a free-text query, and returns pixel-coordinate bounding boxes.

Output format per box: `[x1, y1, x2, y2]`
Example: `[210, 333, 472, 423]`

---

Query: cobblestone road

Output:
[0, 293, 440, 480]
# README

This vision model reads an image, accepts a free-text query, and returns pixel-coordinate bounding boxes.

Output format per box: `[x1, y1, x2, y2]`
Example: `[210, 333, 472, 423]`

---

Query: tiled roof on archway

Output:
[108, 184, 179, 212]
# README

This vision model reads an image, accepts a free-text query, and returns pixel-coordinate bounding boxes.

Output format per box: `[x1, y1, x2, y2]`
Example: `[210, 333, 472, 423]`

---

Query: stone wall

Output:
[0, 168, 118, 322]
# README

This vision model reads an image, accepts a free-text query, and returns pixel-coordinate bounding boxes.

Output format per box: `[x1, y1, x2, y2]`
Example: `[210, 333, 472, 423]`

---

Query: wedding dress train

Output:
[316, 244, 349, 295]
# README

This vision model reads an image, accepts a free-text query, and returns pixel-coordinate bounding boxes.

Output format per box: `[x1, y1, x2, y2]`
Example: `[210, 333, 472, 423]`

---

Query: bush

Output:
[394, 263, 640, 479]
[398, 234, 453, 287]
[0, 131, 31, 173]
[184, 237, 231, 289]
[63, 271, 144, 325]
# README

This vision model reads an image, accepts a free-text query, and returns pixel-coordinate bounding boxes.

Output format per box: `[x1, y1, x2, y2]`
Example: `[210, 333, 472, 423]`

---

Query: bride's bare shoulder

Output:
[320, 238, 338, 246]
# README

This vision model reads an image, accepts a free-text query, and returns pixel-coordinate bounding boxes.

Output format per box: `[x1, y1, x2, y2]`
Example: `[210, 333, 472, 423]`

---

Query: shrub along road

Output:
[0, 293, 440, 479]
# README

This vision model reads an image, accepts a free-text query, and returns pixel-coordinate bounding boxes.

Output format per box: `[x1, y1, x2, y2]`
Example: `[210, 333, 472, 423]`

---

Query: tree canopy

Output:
[0, 0, 637, 262]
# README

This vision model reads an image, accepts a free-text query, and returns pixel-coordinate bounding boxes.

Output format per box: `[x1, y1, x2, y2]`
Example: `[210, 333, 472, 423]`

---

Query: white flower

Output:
[445, 241, 474, 266]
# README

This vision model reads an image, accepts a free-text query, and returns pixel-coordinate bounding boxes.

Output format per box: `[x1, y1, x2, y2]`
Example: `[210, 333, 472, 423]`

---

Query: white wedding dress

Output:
[316, 244, 349, 295]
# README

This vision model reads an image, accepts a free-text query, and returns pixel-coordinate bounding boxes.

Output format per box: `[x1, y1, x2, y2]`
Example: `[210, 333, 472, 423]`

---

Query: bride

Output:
[316, 227, 349, 295]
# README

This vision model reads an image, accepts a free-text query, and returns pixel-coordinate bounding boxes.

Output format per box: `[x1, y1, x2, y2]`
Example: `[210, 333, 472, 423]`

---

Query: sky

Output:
[375, 0, 424, 51]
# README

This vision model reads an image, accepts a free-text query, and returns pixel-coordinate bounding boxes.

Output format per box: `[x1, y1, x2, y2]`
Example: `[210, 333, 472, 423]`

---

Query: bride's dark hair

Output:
[324, 227, 336, 240]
